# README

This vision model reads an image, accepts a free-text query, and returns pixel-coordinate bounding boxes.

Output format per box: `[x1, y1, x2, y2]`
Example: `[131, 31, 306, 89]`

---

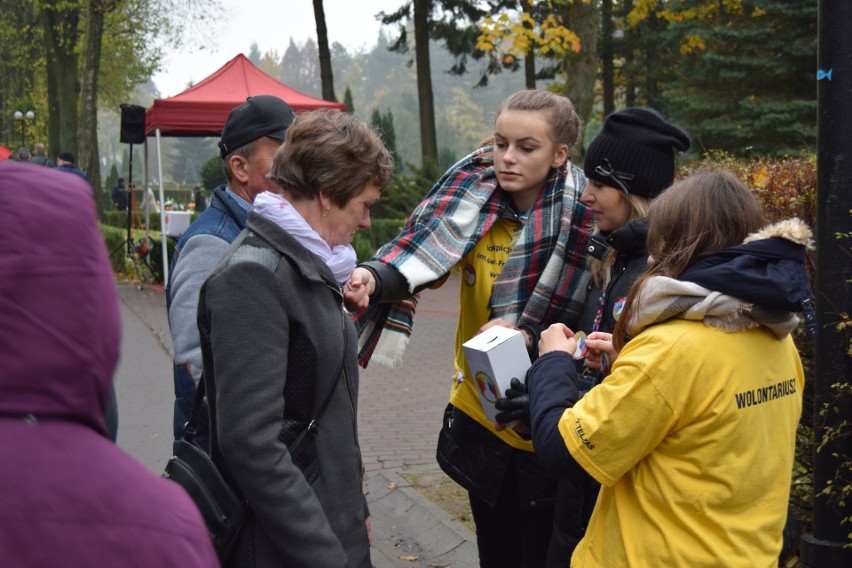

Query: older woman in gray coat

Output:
[198, 110, 393, 567]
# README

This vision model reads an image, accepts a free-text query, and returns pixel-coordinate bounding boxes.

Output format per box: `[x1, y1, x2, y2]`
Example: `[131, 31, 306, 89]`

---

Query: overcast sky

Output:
[152, 0, 403, 97]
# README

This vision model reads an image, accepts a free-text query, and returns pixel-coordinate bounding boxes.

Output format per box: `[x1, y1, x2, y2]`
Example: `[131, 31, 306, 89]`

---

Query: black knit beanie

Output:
[584, 107, 690, 199]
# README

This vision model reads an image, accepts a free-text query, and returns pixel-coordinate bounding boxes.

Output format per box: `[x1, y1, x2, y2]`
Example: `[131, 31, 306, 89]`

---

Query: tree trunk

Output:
[622, 0, 636, 107]
[40, 0, 81, 160]
[2, 6, 40, 151]
[561, 0, 599, 156]
[78, 0, 112, 211]
[524, 52, 536, 90]
[414, 0, 437, 167]
[601, 0, 614, 117]
[521, 0, 536, 89]
[313, 0, 336, 101]
[642, 13, 666, 108]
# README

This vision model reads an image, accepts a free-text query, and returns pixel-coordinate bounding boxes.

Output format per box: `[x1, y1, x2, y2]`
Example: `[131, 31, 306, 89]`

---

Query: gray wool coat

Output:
[198, 211, 370, 568]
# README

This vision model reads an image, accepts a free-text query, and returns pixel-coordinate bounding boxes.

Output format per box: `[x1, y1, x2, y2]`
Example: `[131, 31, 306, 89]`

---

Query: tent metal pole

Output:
[156, 128, 169, 285]
[143, 139, 150, 242]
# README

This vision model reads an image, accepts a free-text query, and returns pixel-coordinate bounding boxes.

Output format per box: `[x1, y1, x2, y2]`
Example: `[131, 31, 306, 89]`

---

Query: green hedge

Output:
[100, 223, 176, 283]
[353, 218, 406, 261]
[100, 223, 130, 274]
[101, 210, 162, 232]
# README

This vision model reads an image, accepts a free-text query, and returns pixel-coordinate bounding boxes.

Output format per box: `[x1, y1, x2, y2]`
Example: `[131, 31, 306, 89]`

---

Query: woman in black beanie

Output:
[555, 107, 689, 564]
[496, 107, 690, 565]
[554, 107, 689, 564]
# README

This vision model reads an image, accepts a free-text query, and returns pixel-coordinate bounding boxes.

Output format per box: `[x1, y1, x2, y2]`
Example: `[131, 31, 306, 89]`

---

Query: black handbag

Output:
[164, 380, 249, 561]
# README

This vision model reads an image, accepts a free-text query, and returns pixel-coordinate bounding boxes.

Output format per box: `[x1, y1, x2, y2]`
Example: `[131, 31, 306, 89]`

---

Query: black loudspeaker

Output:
[120, 104, 146, 144]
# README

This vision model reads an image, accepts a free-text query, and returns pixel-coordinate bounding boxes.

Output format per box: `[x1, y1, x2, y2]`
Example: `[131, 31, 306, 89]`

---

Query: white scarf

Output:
[253, 191, 356, 285]
[627, 276, 800, 339]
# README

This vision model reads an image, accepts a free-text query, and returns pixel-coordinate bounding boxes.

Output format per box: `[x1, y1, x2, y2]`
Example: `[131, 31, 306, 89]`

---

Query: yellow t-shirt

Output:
[562, 319, 804, 568]
[447, 217, 532, 451]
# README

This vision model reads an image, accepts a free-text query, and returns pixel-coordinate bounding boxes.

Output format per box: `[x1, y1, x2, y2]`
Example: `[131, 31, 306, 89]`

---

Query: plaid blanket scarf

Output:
[353, 146, 594, 368]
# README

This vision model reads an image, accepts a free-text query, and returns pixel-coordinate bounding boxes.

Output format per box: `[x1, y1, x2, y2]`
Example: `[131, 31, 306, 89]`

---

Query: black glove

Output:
[495, 377, 530, 426]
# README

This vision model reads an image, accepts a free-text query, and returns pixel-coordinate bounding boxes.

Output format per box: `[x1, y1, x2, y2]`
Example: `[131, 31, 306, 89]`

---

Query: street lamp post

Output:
[13, 110, 34, 149]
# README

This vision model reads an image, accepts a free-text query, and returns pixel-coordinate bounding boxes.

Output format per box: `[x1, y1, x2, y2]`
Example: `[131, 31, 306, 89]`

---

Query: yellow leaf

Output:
[680, 34, 707, 55]
[752, 167, 770, 189]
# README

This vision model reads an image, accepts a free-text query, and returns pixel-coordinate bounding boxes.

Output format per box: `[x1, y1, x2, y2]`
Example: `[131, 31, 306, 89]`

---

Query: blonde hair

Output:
[587, 193, 652, 287]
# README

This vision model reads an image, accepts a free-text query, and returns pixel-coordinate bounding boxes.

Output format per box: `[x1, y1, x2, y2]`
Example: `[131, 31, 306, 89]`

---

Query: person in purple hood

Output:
[0, 161, 218, 567]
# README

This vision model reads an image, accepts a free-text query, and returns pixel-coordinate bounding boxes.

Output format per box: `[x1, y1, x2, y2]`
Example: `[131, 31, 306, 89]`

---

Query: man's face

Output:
[239, 136, 283, 201]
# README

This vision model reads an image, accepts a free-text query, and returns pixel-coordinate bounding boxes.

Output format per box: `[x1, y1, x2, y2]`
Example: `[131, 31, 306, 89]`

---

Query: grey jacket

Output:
[198, 211, 370, 568]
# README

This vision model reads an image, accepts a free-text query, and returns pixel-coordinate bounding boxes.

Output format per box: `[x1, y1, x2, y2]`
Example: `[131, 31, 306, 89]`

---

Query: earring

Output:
[322, 209, 328, 218]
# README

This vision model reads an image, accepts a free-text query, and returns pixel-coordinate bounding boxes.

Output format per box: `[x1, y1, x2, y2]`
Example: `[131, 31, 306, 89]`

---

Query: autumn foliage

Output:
[678, 150, 816, 227]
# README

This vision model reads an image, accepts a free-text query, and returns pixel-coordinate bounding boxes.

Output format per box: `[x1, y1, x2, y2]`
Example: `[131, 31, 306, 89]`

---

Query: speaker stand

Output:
[109, 142, 158, 289]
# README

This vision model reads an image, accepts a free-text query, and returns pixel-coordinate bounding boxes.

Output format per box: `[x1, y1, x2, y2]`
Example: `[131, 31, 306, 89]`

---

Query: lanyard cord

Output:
[582, 252, 619, 380]
[591, 252, 619, 333]
[591, 288, 608, 333]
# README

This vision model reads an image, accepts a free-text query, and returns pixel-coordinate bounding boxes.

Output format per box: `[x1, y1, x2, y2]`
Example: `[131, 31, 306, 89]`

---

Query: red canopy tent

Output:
[144, 53, 346, 281]
[145, 53, 345, 136]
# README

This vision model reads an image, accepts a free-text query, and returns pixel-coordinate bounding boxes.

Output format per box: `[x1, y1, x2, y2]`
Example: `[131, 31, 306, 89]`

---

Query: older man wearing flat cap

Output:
[167, 95, 296, 453]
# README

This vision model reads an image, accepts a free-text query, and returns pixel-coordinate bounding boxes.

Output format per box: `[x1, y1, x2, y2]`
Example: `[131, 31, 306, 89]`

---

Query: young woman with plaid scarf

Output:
[344, 90, 595, 567]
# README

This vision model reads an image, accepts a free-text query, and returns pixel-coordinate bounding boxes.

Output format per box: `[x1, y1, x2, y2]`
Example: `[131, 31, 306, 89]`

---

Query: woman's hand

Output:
[344, 267, 374, 312]
[493, 377, 532, 437]
[478, 318, 518, 334]
[584, 332, 617, 372]
[479, 318, 532, 351]
[539, 323, 577, 357]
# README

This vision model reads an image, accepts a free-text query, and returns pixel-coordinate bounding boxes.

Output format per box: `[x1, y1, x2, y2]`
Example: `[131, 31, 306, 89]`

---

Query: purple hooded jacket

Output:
[0, 162, 218, 567]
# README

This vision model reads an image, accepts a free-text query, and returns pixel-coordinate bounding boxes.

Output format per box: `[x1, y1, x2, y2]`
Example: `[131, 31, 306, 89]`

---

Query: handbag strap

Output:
[183, 374, 208, 442]
[305, 309, 349, 436]
[185, 307, 350, 442]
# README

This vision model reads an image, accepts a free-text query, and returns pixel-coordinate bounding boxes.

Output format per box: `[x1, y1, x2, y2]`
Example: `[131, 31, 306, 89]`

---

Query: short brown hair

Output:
[268, 110, 393, 207]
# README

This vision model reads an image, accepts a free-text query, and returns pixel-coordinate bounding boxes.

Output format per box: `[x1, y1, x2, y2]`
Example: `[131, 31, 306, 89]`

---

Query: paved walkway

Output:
[116, 274, 478, 567]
